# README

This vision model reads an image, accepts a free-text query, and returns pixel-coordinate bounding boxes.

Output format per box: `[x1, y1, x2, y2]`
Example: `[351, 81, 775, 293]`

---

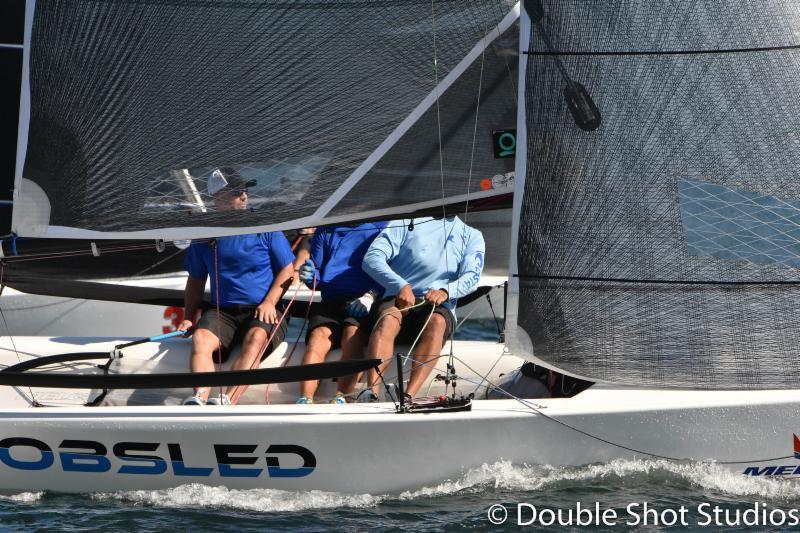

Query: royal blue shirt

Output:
[305, 222, 388, 301]
[185, 232, 295, 307]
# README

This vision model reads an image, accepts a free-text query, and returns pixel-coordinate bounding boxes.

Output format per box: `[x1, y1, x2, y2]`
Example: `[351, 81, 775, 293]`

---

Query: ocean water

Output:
[3, 460, 800, 531]
[2, 319, 799, 531]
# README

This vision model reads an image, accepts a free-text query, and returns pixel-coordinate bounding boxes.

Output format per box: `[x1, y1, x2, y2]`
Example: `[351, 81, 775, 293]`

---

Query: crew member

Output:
[179, 167, 295, 405]
[295, 221, 387, 404]
[361, 216, 485, 400]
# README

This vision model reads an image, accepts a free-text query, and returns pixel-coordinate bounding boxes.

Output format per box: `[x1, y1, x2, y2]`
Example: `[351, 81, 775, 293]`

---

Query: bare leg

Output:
[226, 326, 269, 400]
[405, 314, 447, 398]
[299, 325, 335, 399]
[190, 328, 222, 401]
[366, 307, 402, 394]
[335, 324, 367, 395]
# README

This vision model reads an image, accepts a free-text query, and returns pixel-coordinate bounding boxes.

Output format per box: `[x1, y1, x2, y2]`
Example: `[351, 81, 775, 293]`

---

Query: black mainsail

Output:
[511, 0, 800, 389]
[13, 0, 519, 239]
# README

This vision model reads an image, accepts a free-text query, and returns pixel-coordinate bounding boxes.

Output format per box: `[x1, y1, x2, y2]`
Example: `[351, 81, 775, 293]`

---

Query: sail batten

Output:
[512, 0, 800, 389]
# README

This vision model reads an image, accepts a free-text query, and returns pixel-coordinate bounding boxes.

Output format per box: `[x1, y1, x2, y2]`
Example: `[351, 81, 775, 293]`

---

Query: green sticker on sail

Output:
[492, 129, 516, 158]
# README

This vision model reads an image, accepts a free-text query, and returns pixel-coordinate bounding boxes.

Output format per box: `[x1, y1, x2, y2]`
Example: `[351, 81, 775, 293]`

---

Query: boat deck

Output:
[0, 336, 522, 408]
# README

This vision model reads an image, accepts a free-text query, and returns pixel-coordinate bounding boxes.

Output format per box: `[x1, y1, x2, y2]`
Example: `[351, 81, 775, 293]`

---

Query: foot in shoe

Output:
[296, 396, 313, 404]
[207, 393, 231, 405]
[182, 395, 206, 406]
[329, 393, 346, 405]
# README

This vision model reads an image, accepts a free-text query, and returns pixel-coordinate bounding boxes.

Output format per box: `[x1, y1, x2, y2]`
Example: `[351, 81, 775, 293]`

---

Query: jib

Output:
[0, 438, 315, 478]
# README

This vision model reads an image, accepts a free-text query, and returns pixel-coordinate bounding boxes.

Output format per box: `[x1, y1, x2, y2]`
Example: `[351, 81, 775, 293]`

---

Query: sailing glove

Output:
[299, 259, 316, 284]
[346, 291, 376, 318]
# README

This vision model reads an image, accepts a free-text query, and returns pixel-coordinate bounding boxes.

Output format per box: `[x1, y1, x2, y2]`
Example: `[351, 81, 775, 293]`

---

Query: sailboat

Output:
[0, 0, 798, 495]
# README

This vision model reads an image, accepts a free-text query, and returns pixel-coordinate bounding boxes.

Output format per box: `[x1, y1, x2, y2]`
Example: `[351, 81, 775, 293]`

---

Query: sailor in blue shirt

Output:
[295, 221, 387, 404]
[179, 168, 296, 406]
[361, 216, 485, 400]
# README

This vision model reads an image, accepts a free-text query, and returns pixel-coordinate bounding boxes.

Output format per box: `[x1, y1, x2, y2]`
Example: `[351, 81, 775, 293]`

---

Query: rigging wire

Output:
[265, 274, 316, 405]
[389, 350, 794, 466]
[446, 355, 793, 465]
[229, 280, 301, 405]
[447, 14, 492, 397]
[402, 304, 437, 368]
[212, 241, 223, 403]
[362, 300, 432, 392]
[429, 0, 461, 398]
[0, 263, 37, 406]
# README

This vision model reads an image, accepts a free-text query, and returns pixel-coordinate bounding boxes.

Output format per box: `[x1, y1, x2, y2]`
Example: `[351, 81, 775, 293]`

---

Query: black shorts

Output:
[306, 299, 374, 347]
[196, 304, 288, 362]
[373, 297, 455, 345]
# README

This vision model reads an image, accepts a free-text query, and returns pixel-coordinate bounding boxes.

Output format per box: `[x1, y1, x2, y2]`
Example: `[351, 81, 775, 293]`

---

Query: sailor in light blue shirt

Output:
[361, 216, 485, 399]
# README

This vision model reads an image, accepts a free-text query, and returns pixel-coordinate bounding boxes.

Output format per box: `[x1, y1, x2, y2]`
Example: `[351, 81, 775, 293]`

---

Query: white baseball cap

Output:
[207, 167, 256, 195]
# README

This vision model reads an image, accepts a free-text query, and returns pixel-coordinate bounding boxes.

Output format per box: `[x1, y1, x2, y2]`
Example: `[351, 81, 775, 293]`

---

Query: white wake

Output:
[5, 459, 800, 511]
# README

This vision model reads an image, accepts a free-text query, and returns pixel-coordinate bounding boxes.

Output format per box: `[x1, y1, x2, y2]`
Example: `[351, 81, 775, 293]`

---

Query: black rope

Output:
[450, 356, 795, 466]
[484, 293, 503, 340]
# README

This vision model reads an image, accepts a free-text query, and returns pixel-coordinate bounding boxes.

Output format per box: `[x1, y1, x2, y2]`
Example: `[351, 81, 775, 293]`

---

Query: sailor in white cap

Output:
[179, 167, 296, 405]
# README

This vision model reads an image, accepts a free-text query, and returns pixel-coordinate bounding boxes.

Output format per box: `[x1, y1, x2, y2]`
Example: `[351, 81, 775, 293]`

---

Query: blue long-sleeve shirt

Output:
[306, 222, 388, 301]
[362, 216, 485, 314]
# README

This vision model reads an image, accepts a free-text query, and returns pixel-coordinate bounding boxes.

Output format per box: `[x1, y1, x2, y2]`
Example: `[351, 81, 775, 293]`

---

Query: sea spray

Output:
[80, 459, 800, 514]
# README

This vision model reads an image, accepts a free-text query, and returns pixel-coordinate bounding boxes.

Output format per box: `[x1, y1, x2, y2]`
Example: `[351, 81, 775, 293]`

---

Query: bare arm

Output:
[255, 263, 295, 324]
[179, 276, 206, 331]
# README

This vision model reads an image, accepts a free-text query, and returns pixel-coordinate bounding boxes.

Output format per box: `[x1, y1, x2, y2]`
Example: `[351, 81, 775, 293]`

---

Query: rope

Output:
[430, 0, 471, 398]
[264, 274, 316, 405]
[367, 300, 430, 388]
[229, 280, 301, 405]
[377, 349, 792, 466]
[446, 355, 792, 465]
[402, 304, 436, 366]
[211, 241, 223, 401]
[0, 263, 36, 406]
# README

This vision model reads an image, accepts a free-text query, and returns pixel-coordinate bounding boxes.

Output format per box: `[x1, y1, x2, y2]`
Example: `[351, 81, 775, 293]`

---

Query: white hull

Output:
[0, 335, 797, 493]
[0, 390, 796, 494]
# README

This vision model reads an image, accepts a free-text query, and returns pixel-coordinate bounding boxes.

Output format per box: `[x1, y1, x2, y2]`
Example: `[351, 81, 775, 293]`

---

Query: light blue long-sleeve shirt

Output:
[362, 216, 485, 315]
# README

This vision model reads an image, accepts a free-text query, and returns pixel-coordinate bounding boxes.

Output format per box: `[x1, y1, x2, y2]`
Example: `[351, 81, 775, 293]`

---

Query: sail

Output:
[511, 0, 800, 389]
[12, 0, 518, 240]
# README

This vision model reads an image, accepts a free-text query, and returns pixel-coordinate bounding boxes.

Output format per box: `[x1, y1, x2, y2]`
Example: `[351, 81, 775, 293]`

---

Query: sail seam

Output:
[524, 44, 800, 56]
[517, 274, 800, 285]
